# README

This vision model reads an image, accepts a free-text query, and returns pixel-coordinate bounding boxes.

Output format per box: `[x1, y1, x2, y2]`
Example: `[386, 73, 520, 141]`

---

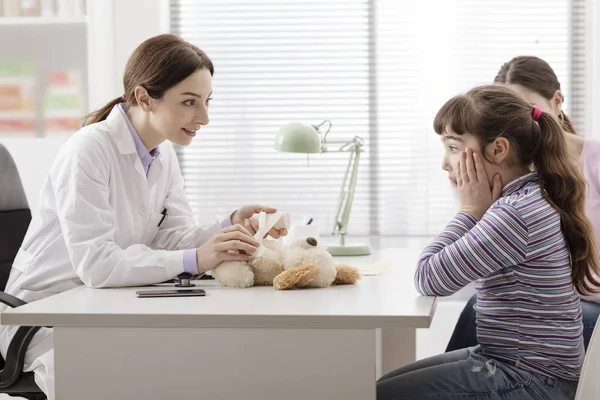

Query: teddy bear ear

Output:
[306, 237, 318, 247]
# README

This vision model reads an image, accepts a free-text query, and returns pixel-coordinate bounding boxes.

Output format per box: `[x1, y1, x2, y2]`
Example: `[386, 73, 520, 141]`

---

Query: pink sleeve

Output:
[581, 271, 600, 303]
[580, 139, 600, 303]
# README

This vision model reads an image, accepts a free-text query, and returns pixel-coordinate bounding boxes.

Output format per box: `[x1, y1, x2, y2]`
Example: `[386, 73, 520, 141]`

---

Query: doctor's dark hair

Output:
[494, 56, 577, 135]
[434, 84, 600, 296]
[83, 34, 214, 126]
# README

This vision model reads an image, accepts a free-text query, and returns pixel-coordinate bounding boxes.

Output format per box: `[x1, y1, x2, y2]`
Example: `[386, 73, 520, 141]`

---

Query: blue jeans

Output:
[446, 293, 600, 352]
[377, 346, 578, 400]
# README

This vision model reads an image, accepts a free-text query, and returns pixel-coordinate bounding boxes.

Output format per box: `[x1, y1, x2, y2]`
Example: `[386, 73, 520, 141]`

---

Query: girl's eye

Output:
[183, 100, 195, 107]
[449, 146, 459, 154]
[205, 97, 212, 106]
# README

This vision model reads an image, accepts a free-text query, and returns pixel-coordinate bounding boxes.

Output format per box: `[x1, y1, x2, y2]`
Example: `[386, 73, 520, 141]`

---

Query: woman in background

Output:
[445, 56, 600, 353]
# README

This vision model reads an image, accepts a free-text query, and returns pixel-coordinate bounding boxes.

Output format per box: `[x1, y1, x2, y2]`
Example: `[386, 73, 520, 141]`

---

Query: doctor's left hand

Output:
[231, 204, 288, 239]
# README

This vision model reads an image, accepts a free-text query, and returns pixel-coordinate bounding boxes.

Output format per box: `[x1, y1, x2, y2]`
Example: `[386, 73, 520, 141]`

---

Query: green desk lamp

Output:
[274, 120, 371, 256]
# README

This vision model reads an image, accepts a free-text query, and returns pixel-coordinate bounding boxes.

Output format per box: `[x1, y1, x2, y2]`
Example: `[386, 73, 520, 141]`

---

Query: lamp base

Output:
[326, 243, 372, 256]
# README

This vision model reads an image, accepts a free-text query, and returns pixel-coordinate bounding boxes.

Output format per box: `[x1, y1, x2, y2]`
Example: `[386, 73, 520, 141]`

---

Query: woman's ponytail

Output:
[82, 96, 125, 127]
[560, 111, 578, 135]
[533, 109, 600, 295]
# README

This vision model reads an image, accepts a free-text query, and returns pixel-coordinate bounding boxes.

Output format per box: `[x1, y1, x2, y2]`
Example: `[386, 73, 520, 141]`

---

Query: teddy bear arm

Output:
[273, 262, 319, 290]
[212, 261, 255, 288]
[333, 264, 362, 285]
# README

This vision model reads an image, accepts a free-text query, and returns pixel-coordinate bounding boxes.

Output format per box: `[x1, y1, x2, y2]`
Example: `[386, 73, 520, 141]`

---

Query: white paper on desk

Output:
[357, 259, 392, 276]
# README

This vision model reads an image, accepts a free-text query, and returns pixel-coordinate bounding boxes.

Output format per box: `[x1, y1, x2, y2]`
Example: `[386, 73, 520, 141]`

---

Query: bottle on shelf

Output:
[43, 70, 84, 135]
[56, 0, 86, 17]
[2, 0, 22, 17]
[0, 60, 37, 136]
[20, 0, 41, 17]
[40, 0, 54, 17]
[0, 0, 87, 19]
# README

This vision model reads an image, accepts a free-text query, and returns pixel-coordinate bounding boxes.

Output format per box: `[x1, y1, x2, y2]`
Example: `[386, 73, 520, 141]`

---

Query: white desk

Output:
[1, 248, 436, 400]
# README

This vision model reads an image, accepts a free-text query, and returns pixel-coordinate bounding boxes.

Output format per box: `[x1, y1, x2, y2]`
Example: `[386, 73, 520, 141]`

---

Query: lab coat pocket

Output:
[11, 248, 35, 274]
[142, 212, 163, 246]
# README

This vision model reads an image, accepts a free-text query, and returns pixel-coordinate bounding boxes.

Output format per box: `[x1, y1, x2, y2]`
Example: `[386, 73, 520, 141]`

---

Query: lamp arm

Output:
[331, 139, 362, 240]
[322, 136, 363, 153]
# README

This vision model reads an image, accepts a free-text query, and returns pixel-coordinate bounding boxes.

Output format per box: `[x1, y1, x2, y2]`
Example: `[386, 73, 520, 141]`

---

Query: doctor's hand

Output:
[231, 204, 288, 239]
[195, 224, 260, 274]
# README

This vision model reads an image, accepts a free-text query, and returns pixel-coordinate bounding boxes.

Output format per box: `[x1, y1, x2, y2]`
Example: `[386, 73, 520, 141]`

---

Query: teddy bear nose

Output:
[306, 237, 318, 247]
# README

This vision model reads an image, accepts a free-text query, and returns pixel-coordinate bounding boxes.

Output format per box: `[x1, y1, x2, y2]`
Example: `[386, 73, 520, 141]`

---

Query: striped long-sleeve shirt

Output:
[415, 172, 584, 381]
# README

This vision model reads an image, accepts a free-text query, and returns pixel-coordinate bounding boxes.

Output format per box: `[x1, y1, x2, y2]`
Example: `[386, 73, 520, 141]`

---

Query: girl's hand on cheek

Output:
[457, 148, 502, 220]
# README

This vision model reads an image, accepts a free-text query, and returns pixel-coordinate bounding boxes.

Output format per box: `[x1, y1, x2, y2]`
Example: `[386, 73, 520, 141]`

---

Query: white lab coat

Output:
[0, 105, 222, 399]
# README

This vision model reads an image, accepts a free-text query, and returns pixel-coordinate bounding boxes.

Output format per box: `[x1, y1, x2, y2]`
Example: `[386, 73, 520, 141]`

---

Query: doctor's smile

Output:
[182, 127, 198, 137]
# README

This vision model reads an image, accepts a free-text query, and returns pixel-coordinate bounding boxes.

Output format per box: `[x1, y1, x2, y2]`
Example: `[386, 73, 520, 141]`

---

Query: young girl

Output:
[446, 55, 600, 352]
[377, 84, 600, 399]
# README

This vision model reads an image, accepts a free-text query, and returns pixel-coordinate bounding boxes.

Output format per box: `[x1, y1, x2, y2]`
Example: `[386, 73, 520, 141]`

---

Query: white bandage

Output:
[252, 211, 291, 258]
[252, 211, 291, 242]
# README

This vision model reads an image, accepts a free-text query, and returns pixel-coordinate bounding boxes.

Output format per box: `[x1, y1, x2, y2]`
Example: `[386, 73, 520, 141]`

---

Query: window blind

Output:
[171, 0, 583, 238]
[170, 0, 374, 236]
[570, 0, 587, 136]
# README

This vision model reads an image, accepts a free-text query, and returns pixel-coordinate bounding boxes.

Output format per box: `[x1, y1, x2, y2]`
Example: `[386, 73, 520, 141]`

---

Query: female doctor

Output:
[0, 34, 286, 400]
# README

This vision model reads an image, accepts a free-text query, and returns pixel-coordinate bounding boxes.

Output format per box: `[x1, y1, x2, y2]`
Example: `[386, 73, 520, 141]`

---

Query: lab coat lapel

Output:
[105, 105, 151, 207]
[147, 154, 164, 189]
[132, 157, 147, 180]
[105, 106, 147, 180]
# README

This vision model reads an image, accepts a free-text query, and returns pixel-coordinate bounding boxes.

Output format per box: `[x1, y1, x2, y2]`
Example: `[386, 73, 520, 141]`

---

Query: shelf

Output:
[0, 110, 36, 118]
[44, 109, 85, 118]
[0, 132, 71, 139]
[0, 16, 87, 26]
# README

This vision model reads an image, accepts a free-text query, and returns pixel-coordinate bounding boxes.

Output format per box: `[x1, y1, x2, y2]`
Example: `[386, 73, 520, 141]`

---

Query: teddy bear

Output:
[272, 236, 362, 290]
[211, 235, 362, 289]
[211, 211, 361, 289]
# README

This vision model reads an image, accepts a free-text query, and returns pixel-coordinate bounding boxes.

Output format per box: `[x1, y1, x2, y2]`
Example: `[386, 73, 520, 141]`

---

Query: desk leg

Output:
[54, 326, 378, 400]
[376, 328, 416, 378]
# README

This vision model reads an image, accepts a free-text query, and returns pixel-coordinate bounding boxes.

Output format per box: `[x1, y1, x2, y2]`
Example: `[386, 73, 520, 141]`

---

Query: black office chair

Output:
[0, 143, 46, 400]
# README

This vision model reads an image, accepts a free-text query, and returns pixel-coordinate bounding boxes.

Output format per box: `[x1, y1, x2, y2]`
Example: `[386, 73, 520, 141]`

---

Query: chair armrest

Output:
[0, 325, 41, 389]
[0, 291, 49, 388]
[0, 292, 26, 308]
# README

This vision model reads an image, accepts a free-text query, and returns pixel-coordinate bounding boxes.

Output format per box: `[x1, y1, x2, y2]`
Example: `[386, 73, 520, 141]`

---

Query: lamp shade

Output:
[274, 122, 322, 154]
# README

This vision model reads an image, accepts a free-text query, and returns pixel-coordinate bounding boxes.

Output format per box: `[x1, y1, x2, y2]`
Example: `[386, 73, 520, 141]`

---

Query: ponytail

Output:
[82, 96, 124, 127]
[534, 111, 600, 295]
[560, 111, 578, 136]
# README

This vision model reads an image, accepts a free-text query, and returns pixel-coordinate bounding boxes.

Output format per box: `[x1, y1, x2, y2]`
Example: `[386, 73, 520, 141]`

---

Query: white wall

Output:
[2, 0, 166, 213]
[113, 0, 170, 82]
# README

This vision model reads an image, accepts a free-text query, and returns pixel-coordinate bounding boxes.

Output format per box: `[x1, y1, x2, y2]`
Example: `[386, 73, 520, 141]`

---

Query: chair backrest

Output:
[576, 316, 600, 399]
[0, 143, 28, 211]
[0, 143, 31, 291]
